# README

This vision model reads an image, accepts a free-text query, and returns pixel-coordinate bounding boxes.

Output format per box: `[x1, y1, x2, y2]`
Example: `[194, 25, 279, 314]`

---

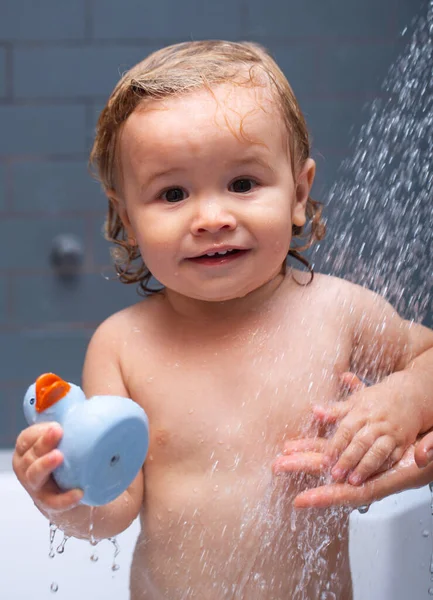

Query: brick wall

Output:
[0, 0, 427, 446]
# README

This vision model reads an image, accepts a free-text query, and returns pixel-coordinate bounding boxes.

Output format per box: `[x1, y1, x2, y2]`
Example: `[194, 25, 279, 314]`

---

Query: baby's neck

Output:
[162, 271, 289, 329]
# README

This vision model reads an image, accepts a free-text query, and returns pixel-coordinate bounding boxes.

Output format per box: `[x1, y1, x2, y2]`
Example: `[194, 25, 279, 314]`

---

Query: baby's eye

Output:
[229, 178, 257, 194]
[161, 187, 187, 203]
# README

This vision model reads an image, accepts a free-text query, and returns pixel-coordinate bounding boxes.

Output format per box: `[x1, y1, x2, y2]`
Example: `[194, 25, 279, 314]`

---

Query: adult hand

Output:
[272, 371, 433, 508]
[273, 438, 433, 508]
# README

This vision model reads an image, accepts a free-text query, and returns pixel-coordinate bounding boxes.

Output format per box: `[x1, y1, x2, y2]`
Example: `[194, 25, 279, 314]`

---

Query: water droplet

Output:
[56, 534, 70, 554]
[423, 530, 429, 537]
[213, 485, 219, 492]
[50, 582, 59, 593]
[49, 523, 58, 558]
[188, 408, 194, 414]
[358, 505, 370, 514]
[109, 537, 121, 573]
[428, 588, 433, 596]
[90, 553, 99, 562]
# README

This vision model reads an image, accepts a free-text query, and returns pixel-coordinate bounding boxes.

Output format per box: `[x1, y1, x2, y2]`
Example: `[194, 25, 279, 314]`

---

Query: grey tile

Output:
[0, 277, 7, 324]
[252, 41, 320, 101]
[0, 106, 87, 155]
[392, 0, 428, 35]
[13, 272, 139, 325]
[247, 0, 396, 39]
[13, 45, 157, 99]
[0, 163, 6, 211]
[0, 329, 91, 382]
[317, 41, 406, 95]
[302, 97, 371, 153]
[12, 161, 105, 212]
[311, 150, 345, 202]
[92, 0, 241, 40]
[91, 214, 112, 266]
[0, 388, 20, 447]
[0, 216, 86, 269]
[0, 0, 86, 41]
[0, 47, 6, 98]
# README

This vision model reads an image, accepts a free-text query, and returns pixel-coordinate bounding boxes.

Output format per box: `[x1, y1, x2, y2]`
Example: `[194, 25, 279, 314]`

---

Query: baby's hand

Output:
[13, 423, 83, 512]
[314, 385, 423, 485]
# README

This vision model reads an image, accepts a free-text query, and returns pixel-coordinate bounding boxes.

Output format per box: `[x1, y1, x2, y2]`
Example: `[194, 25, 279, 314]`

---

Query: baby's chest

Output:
[131, 336, 348, 469]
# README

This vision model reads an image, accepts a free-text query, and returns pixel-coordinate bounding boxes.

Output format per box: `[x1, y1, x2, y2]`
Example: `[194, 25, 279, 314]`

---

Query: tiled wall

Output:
[0, 0, 428, 446]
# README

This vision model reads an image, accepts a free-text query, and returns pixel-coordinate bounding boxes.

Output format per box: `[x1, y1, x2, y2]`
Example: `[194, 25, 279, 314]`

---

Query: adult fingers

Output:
[293, 446, 432, 509]
[273, 451, 328, 476]
[282, 438, 330, 455]
[414, 431, 433, 468]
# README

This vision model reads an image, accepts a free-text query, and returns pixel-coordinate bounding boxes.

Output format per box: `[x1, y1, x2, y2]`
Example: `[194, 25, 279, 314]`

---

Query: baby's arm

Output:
[317, 285, 433, 485]
[13, 315, 144, 540]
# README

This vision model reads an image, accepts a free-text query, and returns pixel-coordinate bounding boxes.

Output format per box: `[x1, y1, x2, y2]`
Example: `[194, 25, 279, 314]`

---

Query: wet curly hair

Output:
[89, 40, 326, 294]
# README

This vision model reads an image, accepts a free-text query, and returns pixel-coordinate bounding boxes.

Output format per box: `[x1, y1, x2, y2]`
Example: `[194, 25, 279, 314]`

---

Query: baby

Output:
[13, 41, 433, 599]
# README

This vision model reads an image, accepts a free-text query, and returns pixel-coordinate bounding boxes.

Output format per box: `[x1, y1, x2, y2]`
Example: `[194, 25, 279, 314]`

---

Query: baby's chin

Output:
[166, 275, 284, 305]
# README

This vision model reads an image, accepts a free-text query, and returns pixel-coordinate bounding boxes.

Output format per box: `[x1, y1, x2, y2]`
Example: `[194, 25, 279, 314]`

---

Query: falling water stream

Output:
[313, 1, 432, 325]
[308, 1, 432, 595]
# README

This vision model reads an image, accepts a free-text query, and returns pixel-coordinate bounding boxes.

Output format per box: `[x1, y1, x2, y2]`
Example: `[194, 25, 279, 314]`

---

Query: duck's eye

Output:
[29, 398, 35, 405]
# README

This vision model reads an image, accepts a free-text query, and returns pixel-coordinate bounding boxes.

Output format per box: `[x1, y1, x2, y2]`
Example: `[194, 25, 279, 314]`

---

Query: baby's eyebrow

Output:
[140, 167, 183, 191]
[229, 155, 275, 173]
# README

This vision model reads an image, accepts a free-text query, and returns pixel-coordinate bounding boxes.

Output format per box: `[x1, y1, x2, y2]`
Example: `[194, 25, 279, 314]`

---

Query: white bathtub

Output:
[1, 450, 432, 599]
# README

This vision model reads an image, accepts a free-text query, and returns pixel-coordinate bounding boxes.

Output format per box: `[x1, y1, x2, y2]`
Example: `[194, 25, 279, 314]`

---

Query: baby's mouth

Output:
[188, 249, 248, 264]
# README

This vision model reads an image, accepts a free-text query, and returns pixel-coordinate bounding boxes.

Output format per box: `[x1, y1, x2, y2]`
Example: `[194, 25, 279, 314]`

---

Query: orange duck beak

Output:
[35, 373, 71, 413]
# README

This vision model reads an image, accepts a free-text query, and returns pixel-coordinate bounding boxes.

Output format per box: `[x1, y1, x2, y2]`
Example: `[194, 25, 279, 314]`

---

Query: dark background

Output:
[0, 0, 429, 447]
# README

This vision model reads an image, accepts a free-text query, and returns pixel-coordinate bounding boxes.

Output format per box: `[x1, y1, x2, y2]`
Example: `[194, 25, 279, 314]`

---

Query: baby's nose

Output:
[190, 199, 237, 235]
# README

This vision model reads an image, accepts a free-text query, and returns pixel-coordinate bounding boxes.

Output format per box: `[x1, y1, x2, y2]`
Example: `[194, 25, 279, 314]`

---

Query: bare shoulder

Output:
[82, 295, 161, 397]
[307, 272, 395, 315]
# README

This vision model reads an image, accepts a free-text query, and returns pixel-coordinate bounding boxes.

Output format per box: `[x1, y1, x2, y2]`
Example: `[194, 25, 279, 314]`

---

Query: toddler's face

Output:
[112, 83, 314, 302]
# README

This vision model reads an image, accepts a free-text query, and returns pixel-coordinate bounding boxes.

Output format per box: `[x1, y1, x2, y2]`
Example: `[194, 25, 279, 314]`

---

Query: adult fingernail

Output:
[332, 467, 347, 480]
[349, 473, 362, 485]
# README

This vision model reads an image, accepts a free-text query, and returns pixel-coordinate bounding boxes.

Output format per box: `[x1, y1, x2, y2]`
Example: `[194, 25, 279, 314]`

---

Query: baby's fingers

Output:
[25, 449, 64, 492]
[329, 425, 376, 481]
[348, 440, 403, 485]
[15, 422, 62, 458]
[37, 486, 84, 513]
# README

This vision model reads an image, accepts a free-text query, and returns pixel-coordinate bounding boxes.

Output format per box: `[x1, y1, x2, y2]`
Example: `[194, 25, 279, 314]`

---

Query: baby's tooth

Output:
[217, 250, 228, 255]
[207, 252, 216, 257]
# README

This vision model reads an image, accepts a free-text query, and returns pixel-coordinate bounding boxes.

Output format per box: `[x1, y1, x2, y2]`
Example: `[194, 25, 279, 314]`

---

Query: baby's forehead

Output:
[126, 82, 282, 145]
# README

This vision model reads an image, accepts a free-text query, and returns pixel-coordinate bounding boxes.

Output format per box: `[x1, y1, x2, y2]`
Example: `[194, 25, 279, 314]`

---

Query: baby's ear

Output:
[293, 158, 316, 227]
[105, 188, 136, 245]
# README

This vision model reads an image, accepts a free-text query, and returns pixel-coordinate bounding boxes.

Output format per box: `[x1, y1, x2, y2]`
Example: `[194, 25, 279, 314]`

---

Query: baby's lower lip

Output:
[187, 249, 248, 265]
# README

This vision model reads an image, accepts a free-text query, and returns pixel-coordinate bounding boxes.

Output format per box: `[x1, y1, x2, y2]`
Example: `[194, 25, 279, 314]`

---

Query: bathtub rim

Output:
[0, 449, 13, 471]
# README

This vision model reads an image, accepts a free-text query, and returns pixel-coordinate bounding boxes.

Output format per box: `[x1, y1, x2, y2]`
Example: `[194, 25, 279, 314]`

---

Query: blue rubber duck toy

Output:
[23, 373, 149, 506]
